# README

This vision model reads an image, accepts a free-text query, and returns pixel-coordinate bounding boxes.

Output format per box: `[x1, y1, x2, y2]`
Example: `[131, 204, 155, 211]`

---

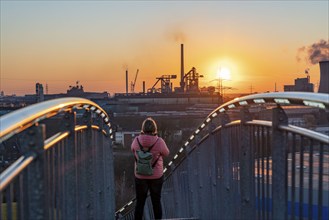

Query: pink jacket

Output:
[131, 134, 170, 179]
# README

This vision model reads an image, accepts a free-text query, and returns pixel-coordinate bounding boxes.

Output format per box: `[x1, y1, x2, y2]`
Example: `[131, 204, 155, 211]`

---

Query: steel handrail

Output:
[0, 97, 113, 142]
[0, 124, 106, 191]
[279, 124, 329, 144]
[185, 92, 328, 156]
[216, 92, 329, 114]
[0, 152, 36, 191]
[245, 120, 329, 144]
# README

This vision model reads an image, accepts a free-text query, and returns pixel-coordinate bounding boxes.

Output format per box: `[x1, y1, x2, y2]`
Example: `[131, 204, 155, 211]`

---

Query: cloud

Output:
[297, 39, 329, 65]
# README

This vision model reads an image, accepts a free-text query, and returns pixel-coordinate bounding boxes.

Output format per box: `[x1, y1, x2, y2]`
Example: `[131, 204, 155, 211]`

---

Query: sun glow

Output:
[217, 67, 231, 80]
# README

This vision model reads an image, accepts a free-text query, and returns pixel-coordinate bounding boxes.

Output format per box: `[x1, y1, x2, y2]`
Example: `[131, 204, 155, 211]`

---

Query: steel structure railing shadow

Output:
[116, 92, 329, 220]
[0, 97, 115, 220]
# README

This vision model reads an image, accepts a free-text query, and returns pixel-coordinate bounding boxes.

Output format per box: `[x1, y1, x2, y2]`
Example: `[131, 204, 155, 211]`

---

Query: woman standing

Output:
[131, 117, 170, 220]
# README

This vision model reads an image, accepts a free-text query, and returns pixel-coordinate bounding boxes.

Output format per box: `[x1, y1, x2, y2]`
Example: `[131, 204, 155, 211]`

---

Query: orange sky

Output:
[1, 1, 328, 96]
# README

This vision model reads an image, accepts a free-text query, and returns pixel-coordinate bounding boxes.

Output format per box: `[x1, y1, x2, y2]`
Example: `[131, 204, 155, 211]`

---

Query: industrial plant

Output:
[284, 60, 329, 94]
[1, 45, 328, 113]
[115, 44, 220, 105]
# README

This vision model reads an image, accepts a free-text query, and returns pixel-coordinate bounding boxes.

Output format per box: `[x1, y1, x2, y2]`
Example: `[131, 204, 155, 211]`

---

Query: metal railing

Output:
[117, 92, 329, 220]
[0, 97, 115, 220]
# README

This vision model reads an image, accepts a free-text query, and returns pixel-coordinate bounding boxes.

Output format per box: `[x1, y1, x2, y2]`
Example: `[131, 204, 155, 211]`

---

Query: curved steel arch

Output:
[116, 92, 329, 218]
[0, 98, 116, 219]
[162, 92, 329, 178]
[0, 97, 114, 142]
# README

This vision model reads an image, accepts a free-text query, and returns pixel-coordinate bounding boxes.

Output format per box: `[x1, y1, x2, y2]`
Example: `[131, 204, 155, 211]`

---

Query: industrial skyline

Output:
[1, 1, 328, 96]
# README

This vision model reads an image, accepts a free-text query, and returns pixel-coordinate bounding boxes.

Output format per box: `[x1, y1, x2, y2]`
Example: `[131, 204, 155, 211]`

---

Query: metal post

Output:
[93, 115, 105, 219]
[62, 111, 77, 219]
[239, 107, 255, 219]
[187, 143, 198, 218]
[104, 125, 115, 218]
[219, 113, 234, 219]
[98, 116, 106, 219]
[79, 109, 94, 219]
[272, 105, 288, 219]
[21, 124, 46, 220]
[209, 129, 219, 218]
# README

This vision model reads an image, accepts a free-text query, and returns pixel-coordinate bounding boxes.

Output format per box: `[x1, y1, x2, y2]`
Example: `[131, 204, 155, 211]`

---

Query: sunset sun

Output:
[217, 67, 231, 80]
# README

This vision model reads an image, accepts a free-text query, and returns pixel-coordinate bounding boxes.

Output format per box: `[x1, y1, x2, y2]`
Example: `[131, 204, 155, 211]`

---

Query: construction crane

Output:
[130, 69, 139, 93]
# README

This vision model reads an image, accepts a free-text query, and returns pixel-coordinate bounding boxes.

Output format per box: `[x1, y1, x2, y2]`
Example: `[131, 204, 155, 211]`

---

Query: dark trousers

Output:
[134, 176, 164, 220]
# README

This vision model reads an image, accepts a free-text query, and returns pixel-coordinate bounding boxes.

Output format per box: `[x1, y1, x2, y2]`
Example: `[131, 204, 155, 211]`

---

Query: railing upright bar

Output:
[45, 148, 50, 220]
[291, 134, 296, 219]
[209, 128, 219, 218]
[308, 140, 314, 220]
[6, 183, 13, 220]
[51, 147, 56, 220]
[260, 127, 266, 219]
[265, 127, 270, 220]
[187, 138, 198, 218]
[97, 115, 106, 219]
[256, 125, 261, 219]
[317, 143, 324, 220]
[172, 165, 181, 217]
[104, 124, 115, 217]
[220, 113, 234, 219]
[63, 111, 77, 219]
[195, 140, 202, 219]
[58, 140, 65, 220]
[272, 105, 288, 219]
[79, 109, 92, 219]
[47, 145, 55, 220]
[284, 130, 289, 220]
[24, 124, 47, 220]
[299, 137, 304, 219]
[91, 115, 103, 219]
[22, 166, 29, 219]
[76, 128, 82, 220]
[86, 111, 95, 219]
[239, 107, 255, 219]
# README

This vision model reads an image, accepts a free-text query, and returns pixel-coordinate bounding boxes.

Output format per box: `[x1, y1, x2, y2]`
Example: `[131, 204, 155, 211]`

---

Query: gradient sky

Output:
[1, 0, 328, 96]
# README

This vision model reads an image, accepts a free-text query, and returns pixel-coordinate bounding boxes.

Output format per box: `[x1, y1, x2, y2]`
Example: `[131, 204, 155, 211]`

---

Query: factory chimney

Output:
[318, 61, 329, 94]
[143, 81, 145, 94]
[126, 69, 128, 95]
[180, 44, 185, 92]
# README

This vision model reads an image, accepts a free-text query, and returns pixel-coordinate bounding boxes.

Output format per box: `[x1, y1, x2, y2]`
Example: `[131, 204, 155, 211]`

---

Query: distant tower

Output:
[126, 69, 128, 95]
[36, 83, 44, 102]
[318, 61, 329, 94]
[180, 44, 185, 92]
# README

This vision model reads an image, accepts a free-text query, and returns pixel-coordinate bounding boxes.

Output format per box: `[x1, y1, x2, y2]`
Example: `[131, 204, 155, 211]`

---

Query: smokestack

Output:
[318, 61, 329, 93]
[180, 44, 185, 92]
[126, 70, 128, 95]
[143, 81, 145, 94]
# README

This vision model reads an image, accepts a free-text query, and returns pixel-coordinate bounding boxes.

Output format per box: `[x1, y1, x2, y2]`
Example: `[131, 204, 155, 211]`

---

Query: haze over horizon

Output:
[1, 1, 328, 96]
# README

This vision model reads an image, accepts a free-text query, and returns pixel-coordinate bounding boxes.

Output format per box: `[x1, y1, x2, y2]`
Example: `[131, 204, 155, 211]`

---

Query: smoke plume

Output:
[297, 39, 329, 64]
[122, 63, 128, 70]
[165, 27, 187, 43]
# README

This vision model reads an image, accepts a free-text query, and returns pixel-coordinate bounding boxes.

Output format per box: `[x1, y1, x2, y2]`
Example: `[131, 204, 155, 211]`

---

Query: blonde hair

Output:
[141, 117, 158, 135]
